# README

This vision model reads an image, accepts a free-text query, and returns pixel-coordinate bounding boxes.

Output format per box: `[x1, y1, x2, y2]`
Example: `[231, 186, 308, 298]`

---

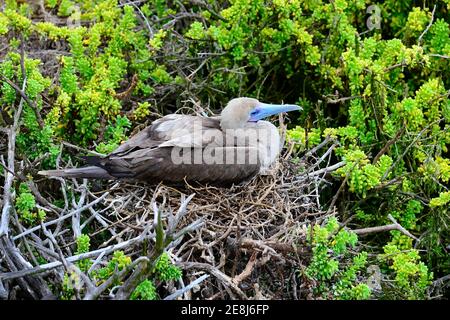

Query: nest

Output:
[0, 138, 339, 300]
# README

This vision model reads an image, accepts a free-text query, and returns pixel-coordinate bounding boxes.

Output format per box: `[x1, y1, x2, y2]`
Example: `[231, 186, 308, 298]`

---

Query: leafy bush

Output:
[130, 279, 157, 300]
[15, 183, 45, 225]
[75, 234, 92, 273]
[153, 252, 182, 282]
[305, 217, 371, 300]
[380, 243, 433, 300]
[93, 250, 131, 284]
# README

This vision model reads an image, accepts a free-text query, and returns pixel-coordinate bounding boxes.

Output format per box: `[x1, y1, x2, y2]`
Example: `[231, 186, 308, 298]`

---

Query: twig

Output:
[0, 77, 44, 128]
[13, 186, 118, 241]
[308, 161, 345, 177]
[324, 95, 361, 104]
[232, 252, 257, 285]
[353, 214, 418, 240]
[304, 136, 332, 158]
[179, 262, 248, 299]
[429, 54, 450, 59]
[1, 230, 155, 281]
[163, 274, 210, 300]
[61, 141, 105, 157]
[326, 169, 350, 215]
[418, 5, 436, 45]
[84, 257, 150, 300]
[373, 127, 405, 164]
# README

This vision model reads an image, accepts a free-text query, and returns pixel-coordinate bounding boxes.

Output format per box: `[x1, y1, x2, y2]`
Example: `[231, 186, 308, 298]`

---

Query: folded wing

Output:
[90, 115, 261, 184]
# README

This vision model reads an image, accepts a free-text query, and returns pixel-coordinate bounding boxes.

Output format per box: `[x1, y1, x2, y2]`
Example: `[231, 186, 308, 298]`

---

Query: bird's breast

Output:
[221, 121, 281, 169]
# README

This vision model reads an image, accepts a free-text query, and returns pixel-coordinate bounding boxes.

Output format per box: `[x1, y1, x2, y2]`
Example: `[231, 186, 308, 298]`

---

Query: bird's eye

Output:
[250, 110, 258, 116]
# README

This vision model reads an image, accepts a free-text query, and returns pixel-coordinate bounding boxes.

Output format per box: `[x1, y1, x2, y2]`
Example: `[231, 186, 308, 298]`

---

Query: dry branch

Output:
[353, 214, 418, 240]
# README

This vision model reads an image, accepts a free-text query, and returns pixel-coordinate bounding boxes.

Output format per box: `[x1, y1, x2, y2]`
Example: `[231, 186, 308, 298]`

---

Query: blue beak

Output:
[249, 103, 302, 122]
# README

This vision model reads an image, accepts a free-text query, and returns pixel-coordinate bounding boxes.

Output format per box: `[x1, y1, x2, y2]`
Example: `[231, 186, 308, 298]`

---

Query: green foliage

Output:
[429, 191, 450, 208]
[1, 0, 178, 152]
[380, 244, 433, 300]
[61, 272, 77, 300]
[335, 150, 394, 198]
[0, 51, 58, 167]
[93, 250, 131, 284]
[58, 0, 75, 17]
[132, 101, 151, 121]
[15, 183, 45, 225]
[95, 115, 131, 154]
[130, 279, 157, 300]
[75, 234, 92, 272]
[305, 217, 371, 300]
[153, 252, 182, 282]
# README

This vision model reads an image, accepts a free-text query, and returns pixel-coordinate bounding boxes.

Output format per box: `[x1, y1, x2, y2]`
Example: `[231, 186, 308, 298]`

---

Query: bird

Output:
[38, 97, 301, 184]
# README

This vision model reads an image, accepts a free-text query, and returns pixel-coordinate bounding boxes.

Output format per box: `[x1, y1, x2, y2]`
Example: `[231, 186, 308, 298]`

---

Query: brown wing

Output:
[92, 115, 260, 184]
[108, 114, 214, 156]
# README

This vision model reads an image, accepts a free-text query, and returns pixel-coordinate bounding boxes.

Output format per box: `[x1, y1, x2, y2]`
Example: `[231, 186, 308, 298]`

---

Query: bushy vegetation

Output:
[0, 0, 448, 299]
[305, 217, 371, 300]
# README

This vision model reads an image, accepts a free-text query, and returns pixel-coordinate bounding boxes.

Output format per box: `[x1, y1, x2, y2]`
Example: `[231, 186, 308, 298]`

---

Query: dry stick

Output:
[0, 237, 48, 299]
[226, 237, 288, 261]
[61, 141, 105, 157]
[0, 159, 61, 214]
[353, 214, 418, 240]
[232, 252, 258, 285]
[384, 62, 406, 72]
[304, 136, 332, 159]
[307, 161, 345, 177]
[13, 188, 117, 241]
[324, 95, 361, 104]
[27, 179, 62, 213]
[40, 219, 95, 297]
[87, 251, 107, 275]
[0, 157, 22, 180]
[0, 129, 18, 237]
[429, 54, 450, 59]
[326, 161, 358, 216]
[80, 207, 117, 237]
[373, 127, 405, 164]
[112, 194, 204, 300]
[1, 230, 155, 281]
[418, 5, 436, 45]
[180, 262, 248, 299]
[326, 172, 349, 215]
[72, 180, 88, 238]
[0, 280, 7, 299]
[163, 274, 210, 300]
[129, 1, 153, 37]
[305, 143, 337, 175]
[432, 274, 450, 289]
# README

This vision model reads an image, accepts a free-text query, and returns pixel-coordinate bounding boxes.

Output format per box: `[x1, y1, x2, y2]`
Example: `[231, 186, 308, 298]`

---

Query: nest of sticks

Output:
[0, 135, 341, 300]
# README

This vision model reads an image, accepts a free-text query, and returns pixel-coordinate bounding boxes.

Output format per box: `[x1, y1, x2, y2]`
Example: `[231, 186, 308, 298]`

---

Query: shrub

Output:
[1, 0, 448, 299]
[305, 217, 371, 300]
[15, 183, 45, 225]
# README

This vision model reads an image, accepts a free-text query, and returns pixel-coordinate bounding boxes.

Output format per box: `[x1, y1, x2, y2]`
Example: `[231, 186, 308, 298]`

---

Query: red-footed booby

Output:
[39, 98, 301, 184]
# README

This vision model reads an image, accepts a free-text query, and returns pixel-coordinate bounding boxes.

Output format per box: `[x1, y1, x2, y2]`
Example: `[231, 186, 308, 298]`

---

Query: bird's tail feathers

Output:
[38, 166, 113, 179]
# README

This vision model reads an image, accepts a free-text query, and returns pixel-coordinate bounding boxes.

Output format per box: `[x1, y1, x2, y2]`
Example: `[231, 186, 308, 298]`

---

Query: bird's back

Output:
[84, 114, 262, 184]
